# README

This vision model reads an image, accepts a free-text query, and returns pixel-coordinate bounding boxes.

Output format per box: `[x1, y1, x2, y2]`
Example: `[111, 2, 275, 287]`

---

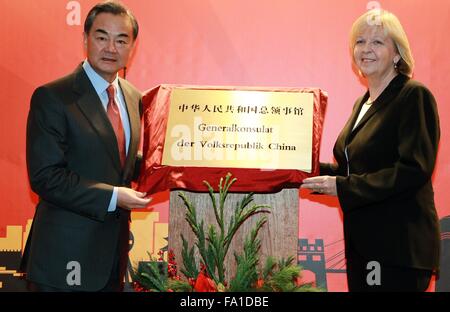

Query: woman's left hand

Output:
[301, 176, 337, 196]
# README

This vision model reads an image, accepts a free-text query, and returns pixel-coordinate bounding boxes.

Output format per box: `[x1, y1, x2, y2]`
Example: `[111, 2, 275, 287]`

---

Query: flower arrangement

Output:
[132, 173, 322, 292]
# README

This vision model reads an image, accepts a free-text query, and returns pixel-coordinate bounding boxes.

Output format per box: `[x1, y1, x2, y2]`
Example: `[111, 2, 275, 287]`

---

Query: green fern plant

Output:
[178, 173, 271, 285]
[133, 173, 323, 292]
[258, 256, 324, 292]
[179, 234, 199, 279]
[131, 255, 168, 292]
[229, 218, 267, 291]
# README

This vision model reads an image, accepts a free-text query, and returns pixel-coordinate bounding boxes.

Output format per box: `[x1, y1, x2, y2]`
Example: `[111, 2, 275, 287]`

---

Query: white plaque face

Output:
[162, 89, 314, 172]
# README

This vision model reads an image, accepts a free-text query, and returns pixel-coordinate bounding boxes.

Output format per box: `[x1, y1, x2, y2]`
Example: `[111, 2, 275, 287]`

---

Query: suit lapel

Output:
[346, 74, 409, 144]
[342, 94, 368, 146]
[119, 78, 141, 179]
[72, 65, 122, 173]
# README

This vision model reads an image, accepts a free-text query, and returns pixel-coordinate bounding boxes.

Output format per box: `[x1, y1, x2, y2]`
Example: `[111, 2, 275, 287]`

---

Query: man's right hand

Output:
[117, 187, 152, 210]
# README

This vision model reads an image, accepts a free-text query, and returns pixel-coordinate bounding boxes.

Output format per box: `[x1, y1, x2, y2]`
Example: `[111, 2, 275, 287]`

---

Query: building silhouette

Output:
[298, 238, 328, 290]
[297, 238, 347, 291]
[0, 224, 30, 291]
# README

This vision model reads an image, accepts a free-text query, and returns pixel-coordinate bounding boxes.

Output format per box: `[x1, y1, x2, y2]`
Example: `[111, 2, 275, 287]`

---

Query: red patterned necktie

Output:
[106, 84, 126, 168]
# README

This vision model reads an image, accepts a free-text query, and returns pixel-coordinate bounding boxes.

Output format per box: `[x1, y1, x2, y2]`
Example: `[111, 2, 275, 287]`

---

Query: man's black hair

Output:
[84, 1, 139, 40]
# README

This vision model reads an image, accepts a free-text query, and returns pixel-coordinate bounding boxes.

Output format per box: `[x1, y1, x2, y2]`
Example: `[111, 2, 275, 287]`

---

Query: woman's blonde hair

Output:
[350, 9, 414, 77]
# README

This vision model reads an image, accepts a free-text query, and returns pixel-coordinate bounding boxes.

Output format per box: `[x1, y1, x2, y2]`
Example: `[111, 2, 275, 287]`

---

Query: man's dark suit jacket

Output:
[321, 74, 440, 272]
[21, 64, 142, 291]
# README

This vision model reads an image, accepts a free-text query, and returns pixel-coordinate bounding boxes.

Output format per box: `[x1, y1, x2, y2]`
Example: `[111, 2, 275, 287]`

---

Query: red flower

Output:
[133, 281, 151, 292]
[255, 278, 264, 289]
[167, 249, 181, 279]
[168, 263, 177, 278]
[157, 250, 164, 261]
[168, 249, 176, 262]
[188, 277, 196, 288]
[194, 271, 217, 292]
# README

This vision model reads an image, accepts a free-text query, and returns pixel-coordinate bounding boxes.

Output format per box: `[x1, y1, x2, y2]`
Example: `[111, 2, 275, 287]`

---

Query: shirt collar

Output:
[82, 60, 120, 96]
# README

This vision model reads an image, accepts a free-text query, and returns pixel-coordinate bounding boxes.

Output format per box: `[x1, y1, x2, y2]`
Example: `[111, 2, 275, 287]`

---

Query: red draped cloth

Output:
[136, 85, 327, 194]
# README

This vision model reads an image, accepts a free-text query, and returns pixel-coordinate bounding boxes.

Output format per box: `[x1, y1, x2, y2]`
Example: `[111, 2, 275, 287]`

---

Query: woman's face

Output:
[353, 26, 400, 81]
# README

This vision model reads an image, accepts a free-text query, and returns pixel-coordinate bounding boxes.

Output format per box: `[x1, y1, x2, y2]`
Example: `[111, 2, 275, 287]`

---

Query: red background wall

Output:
[1, 0, 449, 291]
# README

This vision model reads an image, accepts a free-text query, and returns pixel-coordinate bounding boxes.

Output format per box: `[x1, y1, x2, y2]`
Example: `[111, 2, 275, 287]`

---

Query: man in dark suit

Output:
[21, 1, 151, 292]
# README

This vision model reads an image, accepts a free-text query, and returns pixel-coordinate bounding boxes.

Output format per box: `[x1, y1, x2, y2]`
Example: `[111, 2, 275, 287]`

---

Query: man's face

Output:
[84, 13, 135, 82]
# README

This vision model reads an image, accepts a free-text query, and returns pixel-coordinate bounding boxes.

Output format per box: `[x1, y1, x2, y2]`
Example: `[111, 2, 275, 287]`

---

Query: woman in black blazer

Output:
[302, 9, 440, 291]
